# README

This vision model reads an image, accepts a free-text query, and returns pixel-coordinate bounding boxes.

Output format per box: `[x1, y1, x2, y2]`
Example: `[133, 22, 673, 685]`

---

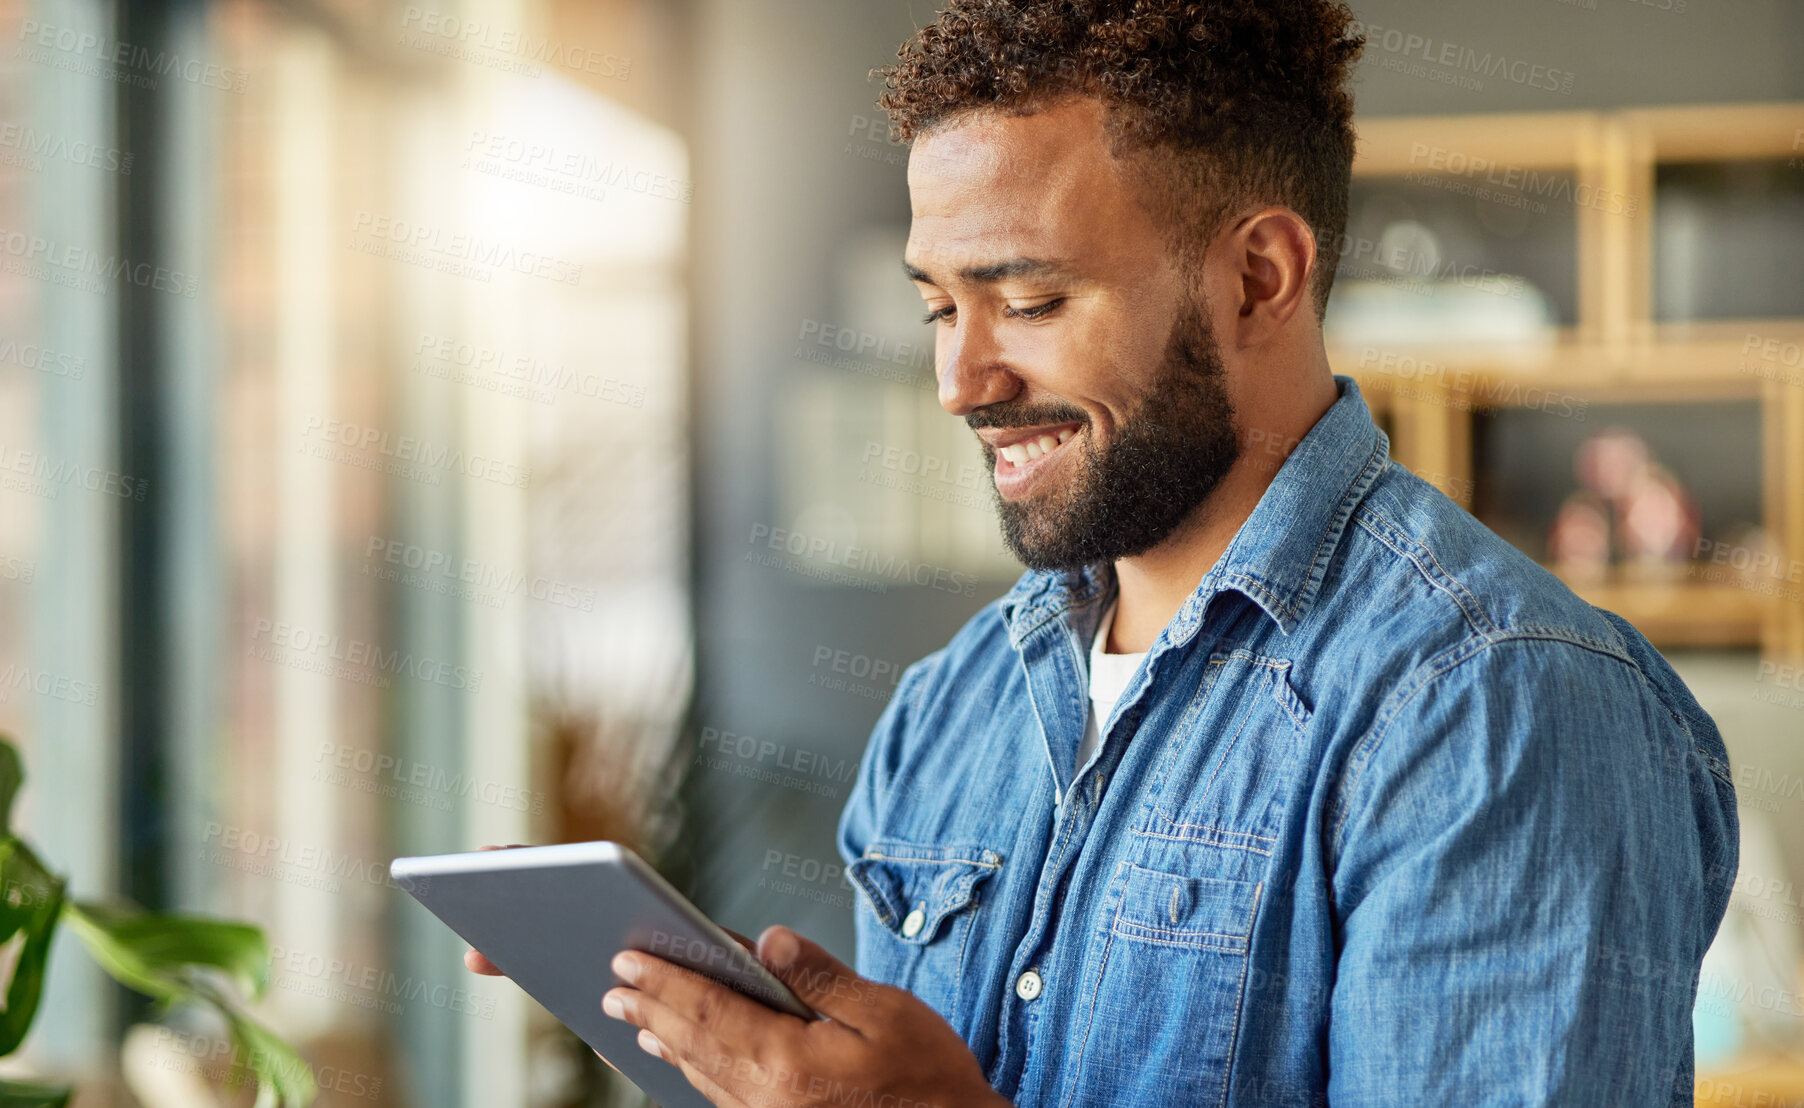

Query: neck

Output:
[1104, 371, 1339, 654]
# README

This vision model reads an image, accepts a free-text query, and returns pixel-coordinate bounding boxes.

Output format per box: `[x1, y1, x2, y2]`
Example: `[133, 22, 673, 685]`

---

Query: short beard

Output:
[971, 300, 1241, 572]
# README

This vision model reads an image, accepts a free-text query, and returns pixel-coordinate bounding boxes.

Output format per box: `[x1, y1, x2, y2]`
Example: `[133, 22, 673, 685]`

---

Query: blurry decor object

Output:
[1716, 524, 1789, 593]
[1575, 425, 1653, 502]
[1551, 426, 1702, 579]
[0, 737, 312, 1108]
[1548, 492, 1612, 583]
[1324, 274, 1556, 349]
[1616, 464, 1700, 568]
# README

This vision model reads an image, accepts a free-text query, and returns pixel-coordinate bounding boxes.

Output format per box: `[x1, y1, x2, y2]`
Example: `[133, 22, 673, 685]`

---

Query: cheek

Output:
[1011, 310, 1133, 386]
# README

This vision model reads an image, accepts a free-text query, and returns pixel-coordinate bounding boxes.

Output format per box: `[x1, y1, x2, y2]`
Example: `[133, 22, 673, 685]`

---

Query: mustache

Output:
[965, 402, 1088, 434]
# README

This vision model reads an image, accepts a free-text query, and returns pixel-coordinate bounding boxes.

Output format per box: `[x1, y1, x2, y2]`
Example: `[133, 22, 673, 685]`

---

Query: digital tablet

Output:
[391, 841, 818, 1108]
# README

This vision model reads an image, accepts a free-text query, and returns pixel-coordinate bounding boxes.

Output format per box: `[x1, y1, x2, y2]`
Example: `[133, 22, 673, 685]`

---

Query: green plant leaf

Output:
[0, 738, 312, 1105]
[63, 901, 268, 1003]
[0, 1077, 71, 1107]
[198, 987, 319, 1108]
[0, 837, 65, 1057]
[0, 740, 22, 835]
[65, 904, 312, 1106]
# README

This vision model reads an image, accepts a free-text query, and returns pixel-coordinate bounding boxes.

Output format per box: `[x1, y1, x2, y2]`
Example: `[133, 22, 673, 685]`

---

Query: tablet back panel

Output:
[393, 842, 735, 1108]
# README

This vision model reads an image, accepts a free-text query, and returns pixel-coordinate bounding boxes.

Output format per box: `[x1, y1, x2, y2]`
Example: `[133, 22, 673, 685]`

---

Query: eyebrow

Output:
[902, 256, 1081, 286]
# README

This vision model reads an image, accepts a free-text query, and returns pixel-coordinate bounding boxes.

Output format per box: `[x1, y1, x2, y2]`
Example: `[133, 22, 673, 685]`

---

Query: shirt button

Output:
[1014, 969, 1044, 1001]
[901, 904, 926, 938]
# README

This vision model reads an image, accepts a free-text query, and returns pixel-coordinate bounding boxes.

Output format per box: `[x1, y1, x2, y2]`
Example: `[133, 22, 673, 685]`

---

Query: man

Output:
[483, 1, 1740, 1104]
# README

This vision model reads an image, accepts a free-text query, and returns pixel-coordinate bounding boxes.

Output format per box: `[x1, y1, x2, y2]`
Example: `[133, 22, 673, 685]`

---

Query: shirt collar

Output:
[999, 374, 1389, 647]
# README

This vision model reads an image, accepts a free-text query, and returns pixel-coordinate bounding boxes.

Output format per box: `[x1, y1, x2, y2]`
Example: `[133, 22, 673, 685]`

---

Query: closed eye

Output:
[921, 298, 1063, 326]
[1004, 298, 1064, 321]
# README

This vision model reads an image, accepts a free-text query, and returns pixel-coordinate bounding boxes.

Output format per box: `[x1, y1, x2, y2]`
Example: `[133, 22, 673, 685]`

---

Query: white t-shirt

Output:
[1076, 598, 1148, 773]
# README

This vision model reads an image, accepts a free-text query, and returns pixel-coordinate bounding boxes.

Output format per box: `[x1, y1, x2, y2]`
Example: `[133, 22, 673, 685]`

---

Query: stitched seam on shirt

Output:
[1132, 826, 1277, 858]
[1151, 820, 1276, 843]
[1109, 925, 1248, 952]
[1212, 882, 1262, 1108]
[1140, 658, 1224, 811]
[848, 869, 900, 929]
[950, 882, 983, 1022]
[1287, 433, 1389, 622]
[1217, 650, 1312, 730]
[1229, 431, 1388, 627]
[1327, 631, 1668, 861]
[1111, 866, 1257, 946]
[1329, 633, 1537, 856]
[1058, 908, 1120, 1108]
[1583, 608, 1703, 743]
[1352, 508, 1497, 637]
[862, 851, 1000, 868]
[1009, 571, 1108, 643]
[1144, 654, 1299, 847]
[1161, 669, 1261, 824]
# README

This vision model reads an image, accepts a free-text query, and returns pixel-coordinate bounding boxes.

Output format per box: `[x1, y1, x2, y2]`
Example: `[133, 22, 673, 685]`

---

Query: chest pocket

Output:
[1064, 864, 1263, 1108]
[1134, 650, 1311, 860]
[847, 840, 1002, 1024]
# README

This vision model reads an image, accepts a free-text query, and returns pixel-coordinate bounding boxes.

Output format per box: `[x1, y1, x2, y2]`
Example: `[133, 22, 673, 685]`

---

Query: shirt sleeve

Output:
[1324, 634, 1738, 1107]
[836, 649, 943, 871]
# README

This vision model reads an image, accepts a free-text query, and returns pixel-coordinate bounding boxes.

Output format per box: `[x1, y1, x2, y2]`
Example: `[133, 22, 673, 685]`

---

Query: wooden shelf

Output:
[1352, 112, 1602, 175]
[1547, 568, 1776, 649]
[1331, 321, 1804, 405]
[1340, 103, 1804, 656]
[1696, 1054, 1804, 1106]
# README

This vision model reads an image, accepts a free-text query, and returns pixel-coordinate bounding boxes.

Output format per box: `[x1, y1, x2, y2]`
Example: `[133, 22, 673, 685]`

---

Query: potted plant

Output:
[0, 736, 313, 1107]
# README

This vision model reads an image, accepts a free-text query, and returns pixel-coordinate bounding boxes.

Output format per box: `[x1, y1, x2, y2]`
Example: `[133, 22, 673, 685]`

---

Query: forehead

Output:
[903, 98, 1164, 283]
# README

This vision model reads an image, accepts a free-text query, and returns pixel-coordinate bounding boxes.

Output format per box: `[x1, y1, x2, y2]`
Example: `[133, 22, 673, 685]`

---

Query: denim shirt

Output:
[836, 376, 1739, 1107]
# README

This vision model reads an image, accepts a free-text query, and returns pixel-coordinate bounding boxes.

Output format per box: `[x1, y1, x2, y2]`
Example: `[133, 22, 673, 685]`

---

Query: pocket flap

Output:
[848, 841, 1003, 945]
[1112, 864, 1261, 953]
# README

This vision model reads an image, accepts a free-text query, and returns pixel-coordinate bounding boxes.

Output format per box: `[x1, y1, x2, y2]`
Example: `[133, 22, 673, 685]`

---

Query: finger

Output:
[666, 1045, 754, 1108]
[756, 925, 885, 1025]
[611, 952, 793, 1051]
[651, 1029, 780, 1108]
[590, 1047, 624, 1077]
[719, 926, 757, 953]
[610, 987, 747, 1097]
[605, 984, 750, 1082]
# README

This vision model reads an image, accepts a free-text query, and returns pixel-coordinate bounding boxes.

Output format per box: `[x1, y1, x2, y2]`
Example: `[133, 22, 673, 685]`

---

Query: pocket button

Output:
[901, 904, 926, 938]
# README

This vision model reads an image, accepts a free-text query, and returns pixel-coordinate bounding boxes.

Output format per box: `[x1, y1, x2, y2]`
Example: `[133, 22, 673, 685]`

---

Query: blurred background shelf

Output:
[1329, 102, 1804, 658]
[1338, 322, 1804, 397]
[1549, 569, 1776, 648]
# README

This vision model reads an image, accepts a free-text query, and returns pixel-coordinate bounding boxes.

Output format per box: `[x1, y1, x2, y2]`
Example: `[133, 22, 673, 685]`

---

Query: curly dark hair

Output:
[875, 0, 1364, 319]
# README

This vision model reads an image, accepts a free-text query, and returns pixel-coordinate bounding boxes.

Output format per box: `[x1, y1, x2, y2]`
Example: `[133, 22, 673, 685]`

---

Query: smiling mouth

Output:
[995, 426, 1078, 469]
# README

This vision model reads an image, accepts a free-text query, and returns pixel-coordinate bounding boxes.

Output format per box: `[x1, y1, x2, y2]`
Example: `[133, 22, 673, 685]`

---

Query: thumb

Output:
[756, 925, 881, 1025]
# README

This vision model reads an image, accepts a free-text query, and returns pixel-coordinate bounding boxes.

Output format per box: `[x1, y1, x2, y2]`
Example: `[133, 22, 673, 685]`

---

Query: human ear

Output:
[1226, 206, 1316, 344]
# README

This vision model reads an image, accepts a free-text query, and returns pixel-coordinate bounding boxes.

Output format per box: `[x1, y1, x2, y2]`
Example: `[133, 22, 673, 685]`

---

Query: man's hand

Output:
[601, 924, 1009, 1108]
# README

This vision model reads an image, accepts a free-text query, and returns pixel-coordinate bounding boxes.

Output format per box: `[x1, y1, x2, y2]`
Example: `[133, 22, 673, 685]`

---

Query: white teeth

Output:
[997, 427, 1078, 467]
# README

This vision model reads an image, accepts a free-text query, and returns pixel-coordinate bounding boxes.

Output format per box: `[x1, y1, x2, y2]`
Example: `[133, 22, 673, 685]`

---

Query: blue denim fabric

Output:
[837, 375, 1739, 1107]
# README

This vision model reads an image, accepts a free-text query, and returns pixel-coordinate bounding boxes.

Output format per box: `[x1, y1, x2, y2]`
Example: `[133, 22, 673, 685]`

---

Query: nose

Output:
[936, 315, 1020, 417]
